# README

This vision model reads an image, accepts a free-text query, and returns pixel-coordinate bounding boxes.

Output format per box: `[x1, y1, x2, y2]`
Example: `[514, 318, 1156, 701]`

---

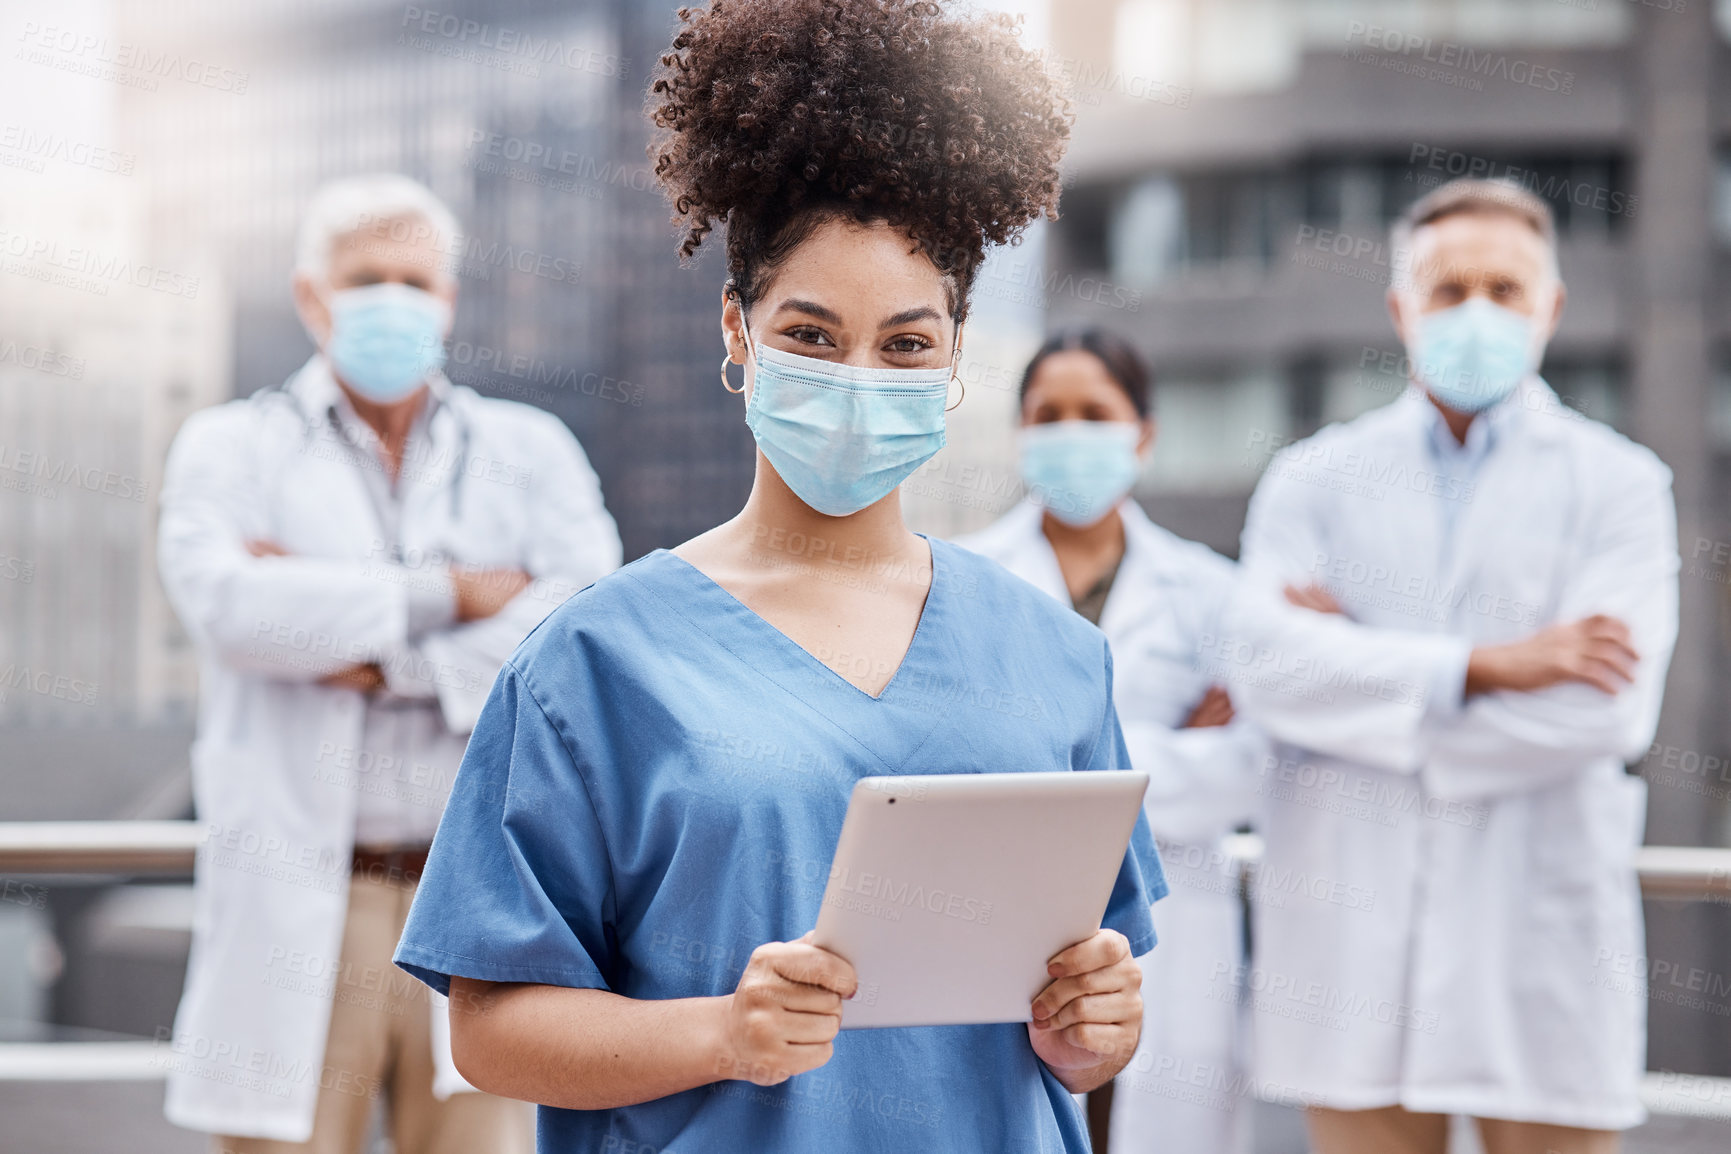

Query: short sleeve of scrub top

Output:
[395, 538, 1166, 1154]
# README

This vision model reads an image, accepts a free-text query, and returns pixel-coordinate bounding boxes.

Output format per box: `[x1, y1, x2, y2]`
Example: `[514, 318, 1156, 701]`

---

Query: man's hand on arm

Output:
[249, 539, 386, 691]
[1182, 685, 1235, 729]
[1286, 576, 1640, 703]
[1283, 583, 1346, 616]
[1465, 614, 1638, 698]
[1028, 928, 1143, 1094]
[451, 565, 532, 622]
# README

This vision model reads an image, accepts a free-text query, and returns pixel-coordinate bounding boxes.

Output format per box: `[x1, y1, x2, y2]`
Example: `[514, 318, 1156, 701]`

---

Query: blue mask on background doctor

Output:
[1390, 205, 1563, 424]
[1016, 342, 1154, 530]
[292, 202, 459, 407]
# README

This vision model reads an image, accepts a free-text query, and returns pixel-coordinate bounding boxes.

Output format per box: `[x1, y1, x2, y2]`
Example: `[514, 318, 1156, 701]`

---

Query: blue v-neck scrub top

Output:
[395, 538, 1166, 1154]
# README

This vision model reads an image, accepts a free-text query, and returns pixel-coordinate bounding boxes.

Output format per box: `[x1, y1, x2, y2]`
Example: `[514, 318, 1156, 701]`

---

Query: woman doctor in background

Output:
[961, 330, 1267, 1154]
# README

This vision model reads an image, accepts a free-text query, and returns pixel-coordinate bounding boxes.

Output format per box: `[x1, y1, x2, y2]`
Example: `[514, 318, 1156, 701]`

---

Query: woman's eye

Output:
[788, 327, 832, 346]
[887, 336, 933, 355]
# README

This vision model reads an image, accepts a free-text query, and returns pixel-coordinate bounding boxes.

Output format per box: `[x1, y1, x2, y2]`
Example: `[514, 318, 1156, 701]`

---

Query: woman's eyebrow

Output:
[880, 306, 943, 328]
[774, 298, 844, 325]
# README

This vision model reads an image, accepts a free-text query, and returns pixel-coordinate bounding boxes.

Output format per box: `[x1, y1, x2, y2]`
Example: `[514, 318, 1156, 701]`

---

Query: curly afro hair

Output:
[649, 0, 1071, 320]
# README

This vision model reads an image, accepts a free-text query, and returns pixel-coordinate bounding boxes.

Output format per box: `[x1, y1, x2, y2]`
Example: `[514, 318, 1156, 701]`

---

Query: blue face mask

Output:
[1410, 298, 1535, 414]
[325, 283, 451, 403]
[741, 322, 953, 518]
[1019, 421, 1142, 528]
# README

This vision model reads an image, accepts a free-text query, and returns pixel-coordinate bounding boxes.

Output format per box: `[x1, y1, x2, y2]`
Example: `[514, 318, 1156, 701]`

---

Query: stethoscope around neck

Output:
[260, 364, 475, 558]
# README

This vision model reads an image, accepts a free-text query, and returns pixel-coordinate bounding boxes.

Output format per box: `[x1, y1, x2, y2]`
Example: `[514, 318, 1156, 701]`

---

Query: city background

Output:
[0, 0, 1728, 1150]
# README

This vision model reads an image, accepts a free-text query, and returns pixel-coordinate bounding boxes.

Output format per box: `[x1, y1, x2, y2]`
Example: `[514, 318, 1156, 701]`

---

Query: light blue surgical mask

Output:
[1410, 298, 1535, 414]
[325, 283, 451, 403]
[1019, 420, 1142, 528]
[741, 319, 953, 518]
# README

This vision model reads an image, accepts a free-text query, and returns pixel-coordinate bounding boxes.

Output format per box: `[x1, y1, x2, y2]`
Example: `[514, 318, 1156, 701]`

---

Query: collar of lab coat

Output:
[975, 496, 1201, 603]
[281, 355, 470, 489]
[1395, 373, 1571, 457]
[288, 353, 456, 423]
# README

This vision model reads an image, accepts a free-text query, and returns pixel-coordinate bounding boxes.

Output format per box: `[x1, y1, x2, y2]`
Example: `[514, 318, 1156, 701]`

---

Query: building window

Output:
[1103, 151, 1631, 288]
[1140, 369, 1289, 493]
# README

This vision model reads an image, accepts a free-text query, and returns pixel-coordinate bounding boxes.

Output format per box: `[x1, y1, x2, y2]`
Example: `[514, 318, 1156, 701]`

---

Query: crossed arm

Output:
[242, 537, 529, 691]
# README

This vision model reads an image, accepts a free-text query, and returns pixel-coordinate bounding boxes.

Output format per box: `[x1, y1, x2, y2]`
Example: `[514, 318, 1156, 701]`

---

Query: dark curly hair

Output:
[649, 0, 1071, 321]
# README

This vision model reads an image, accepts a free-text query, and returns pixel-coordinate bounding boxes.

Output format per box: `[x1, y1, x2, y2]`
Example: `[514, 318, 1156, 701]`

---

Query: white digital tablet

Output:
[810, 770, 1151, 1029]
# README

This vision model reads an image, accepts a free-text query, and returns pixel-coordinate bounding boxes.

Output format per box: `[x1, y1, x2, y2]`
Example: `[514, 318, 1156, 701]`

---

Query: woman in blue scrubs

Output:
[393, 2, 1165, 1150]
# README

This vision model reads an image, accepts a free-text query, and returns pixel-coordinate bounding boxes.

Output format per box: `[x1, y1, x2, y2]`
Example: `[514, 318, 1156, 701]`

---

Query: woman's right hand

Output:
[719, 931, 857, 1086]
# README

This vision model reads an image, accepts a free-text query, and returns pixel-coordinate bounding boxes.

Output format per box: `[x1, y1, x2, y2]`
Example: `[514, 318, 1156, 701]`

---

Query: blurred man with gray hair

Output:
[157, 173, 620, 1153]
[1224, 179, 1678, 1153]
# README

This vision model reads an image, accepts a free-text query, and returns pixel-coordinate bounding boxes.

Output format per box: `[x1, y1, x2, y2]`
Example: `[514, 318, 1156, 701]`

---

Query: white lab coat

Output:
[958, 500, 1266, 1154]
[156, 357, 621, 1141]
[1223, 378, 1677, 1130]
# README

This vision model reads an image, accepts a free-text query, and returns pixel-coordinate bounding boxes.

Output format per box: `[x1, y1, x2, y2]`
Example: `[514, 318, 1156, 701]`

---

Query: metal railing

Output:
[0, 821, 202, 874]
[8, 822, 1731, 895]
[3, 821, 1731, 1123]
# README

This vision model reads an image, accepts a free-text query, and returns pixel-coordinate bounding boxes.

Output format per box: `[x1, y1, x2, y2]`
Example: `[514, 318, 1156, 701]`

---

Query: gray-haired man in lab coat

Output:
[157, 174, 621, 1153]
[1223, 179, 1677, 1154]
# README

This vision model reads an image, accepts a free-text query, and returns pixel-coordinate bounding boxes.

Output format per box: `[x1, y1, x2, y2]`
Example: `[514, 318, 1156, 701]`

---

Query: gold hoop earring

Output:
[721, 354, 745, 394]
[945, 371, 966, 412]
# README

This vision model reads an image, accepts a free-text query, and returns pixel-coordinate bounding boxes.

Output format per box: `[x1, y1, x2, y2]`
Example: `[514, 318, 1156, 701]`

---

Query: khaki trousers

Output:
[1308, 1105, 1620, 1154]
[215, 872, 534, 1154]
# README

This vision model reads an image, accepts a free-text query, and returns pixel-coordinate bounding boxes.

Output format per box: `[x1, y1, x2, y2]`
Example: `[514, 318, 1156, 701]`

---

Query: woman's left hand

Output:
[1027, 928, 1143, 1093]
